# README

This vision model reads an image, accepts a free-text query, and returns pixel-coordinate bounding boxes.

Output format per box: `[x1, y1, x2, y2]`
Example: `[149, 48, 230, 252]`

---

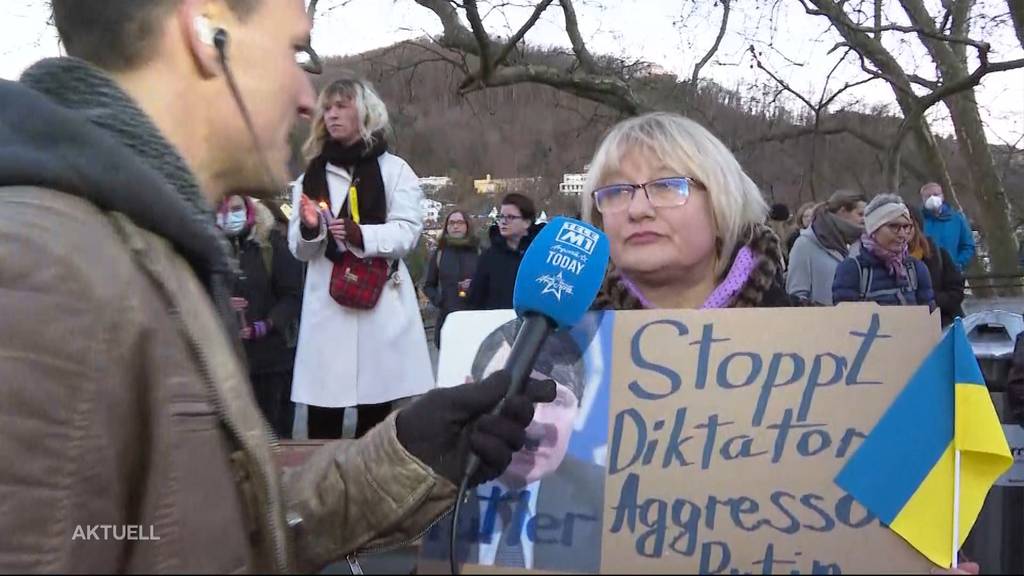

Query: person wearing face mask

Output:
[422, 208, 480, 347]
[216, 195, 303, 438]
[786, 190, 868, 305]
[920, 182, 975, 271]
[832, 194, 936, 308]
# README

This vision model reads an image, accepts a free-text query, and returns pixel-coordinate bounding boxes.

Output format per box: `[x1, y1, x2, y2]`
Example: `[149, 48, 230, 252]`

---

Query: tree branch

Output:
[464, 1, 494, 81]
[492, 0, 557, 69]
[412, 0, 645, 115]
[1010, 0, 1024, 50]
[560, 0, 598, 73]
[463, 63, 643, 114]
[748, 46, 817, 111]
[738, 122, 929, 179]
[692, 0, 732, 83]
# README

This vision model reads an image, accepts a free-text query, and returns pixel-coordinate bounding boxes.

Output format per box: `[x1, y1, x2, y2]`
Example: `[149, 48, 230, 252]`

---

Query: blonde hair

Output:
[581, 112, 768, 278]
[303, 72, 390, 161]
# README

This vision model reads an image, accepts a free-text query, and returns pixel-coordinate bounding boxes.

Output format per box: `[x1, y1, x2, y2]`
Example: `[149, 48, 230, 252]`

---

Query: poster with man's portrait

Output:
[419, 310, 612, 574]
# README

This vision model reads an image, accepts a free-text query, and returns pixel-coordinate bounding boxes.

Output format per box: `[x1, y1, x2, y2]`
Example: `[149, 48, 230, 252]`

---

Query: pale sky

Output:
[2, 0, 1021, 145]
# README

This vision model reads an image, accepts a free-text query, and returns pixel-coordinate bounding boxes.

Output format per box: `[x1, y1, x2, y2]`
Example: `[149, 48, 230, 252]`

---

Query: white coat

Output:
[288, 153, 434, 408]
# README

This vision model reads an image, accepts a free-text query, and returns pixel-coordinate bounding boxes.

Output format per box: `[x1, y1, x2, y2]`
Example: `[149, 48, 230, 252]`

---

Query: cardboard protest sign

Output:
[420, 305, 939, 574]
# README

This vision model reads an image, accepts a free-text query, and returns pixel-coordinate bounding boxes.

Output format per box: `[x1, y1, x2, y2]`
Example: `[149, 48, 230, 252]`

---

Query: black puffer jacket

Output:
[228, 202, 304, 375]
[466, 223, 544, 310]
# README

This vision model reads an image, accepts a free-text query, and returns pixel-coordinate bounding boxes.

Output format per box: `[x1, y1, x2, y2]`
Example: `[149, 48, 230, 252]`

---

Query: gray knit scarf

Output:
[20, 57, 238, 334]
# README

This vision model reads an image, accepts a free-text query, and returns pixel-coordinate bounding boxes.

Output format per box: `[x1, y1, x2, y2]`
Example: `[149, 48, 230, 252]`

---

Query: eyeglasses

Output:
[296, 44, 323, 75]
[448, 220, 467, 226]
[592, 176, 702, 214]
[884, 222, 914, 234]
[497, 214, 524, 223]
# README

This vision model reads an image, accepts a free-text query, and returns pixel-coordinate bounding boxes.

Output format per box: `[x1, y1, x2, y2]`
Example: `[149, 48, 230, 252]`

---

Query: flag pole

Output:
[952, 448, 961, 569]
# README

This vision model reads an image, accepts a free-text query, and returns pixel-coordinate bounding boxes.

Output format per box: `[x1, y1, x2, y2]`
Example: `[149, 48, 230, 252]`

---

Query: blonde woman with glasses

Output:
[582, 112, 791, 311]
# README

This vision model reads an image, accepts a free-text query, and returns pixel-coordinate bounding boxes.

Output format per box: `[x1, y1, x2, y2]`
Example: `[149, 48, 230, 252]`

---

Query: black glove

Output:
[396, 370, 556, 487]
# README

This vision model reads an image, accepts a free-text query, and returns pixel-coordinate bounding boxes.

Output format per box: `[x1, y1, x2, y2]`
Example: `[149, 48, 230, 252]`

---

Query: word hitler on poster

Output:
[602, 305, 938, 574]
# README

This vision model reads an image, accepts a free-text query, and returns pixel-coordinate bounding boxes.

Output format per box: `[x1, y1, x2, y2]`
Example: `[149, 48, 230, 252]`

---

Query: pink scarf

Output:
[620, 246, 757, 310]
[860, 233, 909, 279]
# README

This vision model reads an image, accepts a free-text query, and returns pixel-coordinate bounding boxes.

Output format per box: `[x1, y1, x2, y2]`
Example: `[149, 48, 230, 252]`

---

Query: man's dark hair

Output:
[500, 192, 536, 223]
[470, 319, 585, 404]
[51, 0, 261, 71]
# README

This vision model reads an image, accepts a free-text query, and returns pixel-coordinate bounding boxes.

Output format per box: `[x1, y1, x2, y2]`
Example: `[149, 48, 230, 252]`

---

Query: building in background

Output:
[473, 174, 542, 195]
[418, 176, 452, 197]
[559, 172, 587, 197]
[420, 198, 443, 225]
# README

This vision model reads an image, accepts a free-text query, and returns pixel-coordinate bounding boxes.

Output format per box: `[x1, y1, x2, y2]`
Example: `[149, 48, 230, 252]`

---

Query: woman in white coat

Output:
[289, 75, 433, 439]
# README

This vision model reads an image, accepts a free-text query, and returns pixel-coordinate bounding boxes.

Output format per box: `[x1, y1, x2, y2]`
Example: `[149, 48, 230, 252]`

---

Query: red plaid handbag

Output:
[329, 253, 396, 310]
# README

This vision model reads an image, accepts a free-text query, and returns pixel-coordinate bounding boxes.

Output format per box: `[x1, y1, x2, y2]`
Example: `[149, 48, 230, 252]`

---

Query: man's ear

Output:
[178, 0, 222, 78]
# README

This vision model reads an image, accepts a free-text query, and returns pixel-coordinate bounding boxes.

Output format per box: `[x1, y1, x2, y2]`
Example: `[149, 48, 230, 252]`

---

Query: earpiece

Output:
[194, 15, 215, 46]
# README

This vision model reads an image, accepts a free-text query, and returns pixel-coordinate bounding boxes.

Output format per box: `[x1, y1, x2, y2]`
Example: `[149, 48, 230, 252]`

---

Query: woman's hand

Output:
[330, 218, 364, 249]
[299, 194, 320, 229]
[328, 219, 347, 244]
[932, 562, 980, 575]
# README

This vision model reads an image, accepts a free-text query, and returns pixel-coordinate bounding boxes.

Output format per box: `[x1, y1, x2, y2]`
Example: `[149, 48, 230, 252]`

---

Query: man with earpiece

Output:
[0, 1, 554, 573]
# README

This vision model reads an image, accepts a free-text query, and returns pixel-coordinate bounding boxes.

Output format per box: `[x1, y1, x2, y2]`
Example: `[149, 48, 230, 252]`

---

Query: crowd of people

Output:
[776, 182, 972, 323]
[0, 0, 984, 573]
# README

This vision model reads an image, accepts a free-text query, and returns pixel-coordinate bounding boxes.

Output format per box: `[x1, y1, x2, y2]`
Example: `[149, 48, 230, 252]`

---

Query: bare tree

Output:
[1009, 0, 1024, 49]
[691, 0, 732, 83]
[801, 0, 1024, 282]
[747, 45, 879, 199]
[412, 0, 644, 114]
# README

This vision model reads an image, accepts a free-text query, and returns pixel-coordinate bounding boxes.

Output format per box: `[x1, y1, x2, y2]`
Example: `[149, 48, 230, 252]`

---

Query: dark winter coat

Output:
[917, 237, 965, 327]
[466, 223, 543, 310]
[229, 202, 304, 375]
[422, 242, 480, 340]
[832, 250, 935, 307]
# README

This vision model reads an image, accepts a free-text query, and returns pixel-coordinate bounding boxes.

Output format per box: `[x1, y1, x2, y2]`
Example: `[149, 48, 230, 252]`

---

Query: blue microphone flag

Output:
[512, 217, 610, 329]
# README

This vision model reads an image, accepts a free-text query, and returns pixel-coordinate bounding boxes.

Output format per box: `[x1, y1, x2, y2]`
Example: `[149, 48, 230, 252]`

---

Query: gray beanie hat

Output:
[863, 194, 910, 235]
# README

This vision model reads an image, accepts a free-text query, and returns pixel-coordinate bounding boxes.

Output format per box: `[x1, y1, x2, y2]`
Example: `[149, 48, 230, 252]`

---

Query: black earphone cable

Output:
[212, 29, 280, 193]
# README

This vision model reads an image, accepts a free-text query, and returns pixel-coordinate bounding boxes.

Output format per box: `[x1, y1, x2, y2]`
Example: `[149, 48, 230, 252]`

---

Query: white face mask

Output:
[924, 195, 943, 212]
[219, 210, 248, 235]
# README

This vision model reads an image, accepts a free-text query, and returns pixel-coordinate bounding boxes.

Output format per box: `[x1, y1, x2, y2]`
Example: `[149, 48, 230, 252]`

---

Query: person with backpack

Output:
[833, 194, 935, 309]
[217, 195, 304, 438]
[422, 208, 480, 348]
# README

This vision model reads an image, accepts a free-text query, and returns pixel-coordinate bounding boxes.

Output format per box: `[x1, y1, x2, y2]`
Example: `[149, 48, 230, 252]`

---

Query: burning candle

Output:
[318, 201, 330, 221]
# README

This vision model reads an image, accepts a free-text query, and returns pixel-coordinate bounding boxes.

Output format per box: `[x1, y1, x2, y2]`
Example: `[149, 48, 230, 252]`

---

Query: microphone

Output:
[450, 216, 609, 574]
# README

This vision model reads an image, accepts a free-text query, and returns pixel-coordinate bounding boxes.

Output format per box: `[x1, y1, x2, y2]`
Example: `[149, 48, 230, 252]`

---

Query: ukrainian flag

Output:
[835, 318, 1012, 567]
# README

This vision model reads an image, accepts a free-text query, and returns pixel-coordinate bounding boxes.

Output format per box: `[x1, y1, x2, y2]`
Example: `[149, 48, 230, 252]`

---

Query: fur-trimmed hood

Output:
[248, 200, 276, 247]
[592, 223, 792, 310]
